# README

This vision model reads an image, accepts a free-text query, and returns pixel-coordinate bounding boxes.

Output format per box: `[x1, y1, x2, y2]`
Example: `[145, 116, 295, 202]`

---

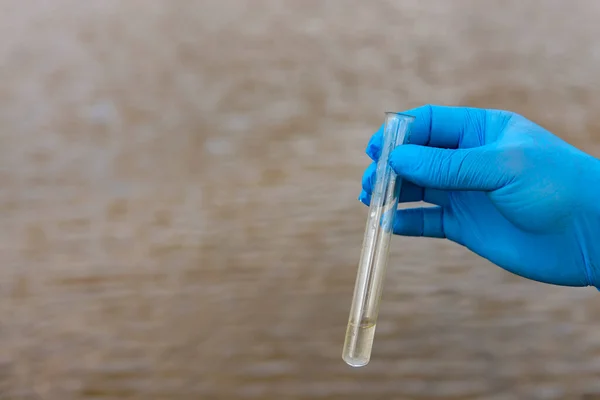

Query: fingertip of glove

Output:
[358, 190, 370, 206]
[366, 126, 384, 160]
[390, 144, 422, 162]
[388, 146, 409, 172]
[366, 142, 379, 160]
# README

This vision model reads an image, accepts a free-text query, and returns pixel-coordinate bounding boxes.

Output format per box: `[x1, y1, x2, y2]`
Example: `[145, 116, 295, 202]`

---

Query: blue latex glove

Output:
[359, 105, 600, 288]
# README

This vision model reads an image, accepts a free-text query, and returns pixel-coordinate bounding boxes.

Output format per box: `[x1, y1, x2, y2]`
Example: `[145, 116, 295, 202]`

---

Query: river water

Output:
[2, 1, 600, 399]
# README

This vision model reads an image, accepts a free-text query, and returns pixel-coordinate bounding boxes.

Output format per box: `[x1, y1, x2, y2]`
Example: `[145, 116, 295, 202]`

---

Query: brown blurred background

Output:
[1, 0, 600, 399]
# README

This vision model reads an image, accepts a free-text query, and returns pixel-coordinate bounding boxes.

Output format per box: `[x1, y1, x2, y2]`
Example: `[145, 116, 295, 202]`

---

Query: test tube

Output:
[342, 112, 415, 367]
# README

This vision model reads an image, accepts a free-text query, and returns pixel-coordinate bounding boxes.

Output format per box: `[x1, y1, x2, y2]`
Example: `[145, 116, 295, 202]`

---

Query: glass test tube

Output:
[342, 112, 415, 367]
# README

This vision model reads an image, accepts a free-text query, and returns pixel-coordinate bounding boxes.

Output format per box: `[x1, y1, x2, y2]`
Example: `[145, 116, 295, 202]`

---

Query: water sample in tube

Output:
[342, 112, 415, 367]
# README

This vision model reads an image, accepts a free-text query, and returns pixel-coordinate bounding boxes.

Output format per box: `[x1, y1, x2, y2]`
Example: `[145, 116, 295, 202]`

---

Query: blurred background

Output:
[1, 0, 600, 399]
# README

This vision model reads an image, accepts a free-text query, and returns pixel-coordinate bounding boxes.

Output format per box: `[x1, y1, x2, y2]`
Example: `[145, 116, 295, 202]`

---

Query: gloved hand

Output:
[359, 105, 600, 288]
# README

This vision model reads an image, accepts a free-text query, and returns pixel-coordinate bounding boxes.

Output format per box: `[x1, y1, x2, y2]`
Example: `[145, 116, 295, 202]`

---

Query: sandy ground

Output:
[1, 1, 600, 399]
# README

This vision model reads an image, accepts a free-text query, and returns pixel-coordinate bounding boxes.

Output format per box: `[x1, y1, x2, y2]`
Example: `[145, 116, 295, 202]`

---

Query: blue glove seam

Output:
[575, 220, 596, 288]
[440, 207, 446, 238]
[424, 104, 433, 147]
[584, 261, 594, 288]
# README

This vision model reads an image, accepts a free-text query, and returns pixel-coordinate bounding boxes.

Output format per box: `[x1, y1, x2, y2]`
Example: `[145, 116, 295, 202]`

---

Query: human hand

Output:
[359, 105, 600, 288]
